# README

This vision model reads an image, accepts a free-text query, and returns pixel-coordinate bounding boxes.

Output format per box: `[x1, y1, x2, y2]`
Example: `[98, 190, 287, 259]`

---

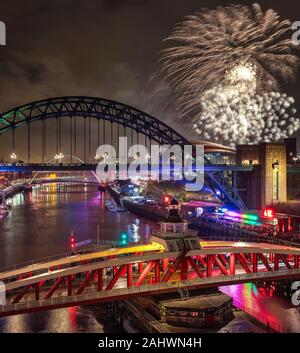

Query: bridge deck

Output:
[1, 241, 299, 318]
[1, 268, 300, 318]
[1, 241, 299, 282]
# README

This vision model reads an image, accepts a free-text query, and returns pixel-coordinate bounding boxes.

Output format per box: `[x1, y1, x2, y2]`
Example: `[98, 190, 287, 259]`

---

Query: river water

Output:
[0, 183, 153, 333]
[0, 183, 299, 332]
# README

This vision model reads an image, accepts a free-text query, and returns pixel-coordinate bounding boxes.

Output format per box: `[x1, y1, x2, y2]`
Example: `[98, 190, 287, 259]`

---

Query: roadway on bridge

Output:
[1, 240, 300, 318]
[1, 240, 300, 285]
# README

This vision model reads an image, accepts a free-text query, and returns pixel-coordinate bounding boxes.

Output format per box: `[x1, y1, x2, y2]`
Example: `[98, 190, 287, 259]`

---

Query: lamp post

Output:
[54, 153, 64, 164]
[94, 154, 101, 163]
[10, 152, 17, 163]
[223, 156, 229, 164]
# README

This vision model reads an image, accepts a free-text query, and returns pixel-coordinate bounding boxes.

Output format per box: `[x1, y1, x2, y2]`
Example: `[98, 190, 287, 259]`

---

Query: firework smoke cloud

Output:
[161, 3, 300, 146]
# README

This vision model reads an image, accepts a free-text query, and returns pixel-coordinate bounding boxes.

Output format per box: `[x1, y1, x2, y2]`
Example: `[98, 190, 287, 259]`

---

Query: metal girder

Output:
[235, 254, 252, 273]
[258, 253, 273, 271]
[12, 284, 31, 304]
[75, 270, 97, 295]
[44, 276, 64, 299]
[205, 170, 245, 209]
[0, 96, 187, 146]
[2, 248, 300, 316]
[135, 261, 155, 286]
[187, 257, 204, 278]
[0, 96, 245, 209]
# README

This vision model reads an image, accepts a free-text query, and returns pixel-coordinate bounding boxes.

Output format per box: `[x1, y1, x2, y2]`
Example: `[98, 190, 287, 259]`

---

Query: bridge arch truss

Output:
[0, 96, 245, 209]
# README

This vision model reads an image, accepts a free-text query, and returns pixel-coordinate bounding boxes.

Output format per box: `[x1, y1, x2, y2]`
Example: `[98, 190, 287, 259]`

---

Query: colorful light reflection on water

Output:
[0, 183, 156, 332]
[220, 283, 300, 332]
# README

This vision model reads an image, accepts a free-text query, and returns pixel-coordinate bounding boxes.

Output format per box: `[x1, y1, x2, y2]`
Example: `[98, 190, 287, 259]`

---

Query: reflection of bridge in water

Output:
[1, 240, 299, 318]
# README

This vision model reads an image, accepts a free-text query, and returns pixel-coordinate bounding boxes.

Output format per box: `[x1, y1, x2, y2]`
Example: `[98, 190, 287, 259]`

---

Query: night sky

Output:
[0, 0, 300, 160]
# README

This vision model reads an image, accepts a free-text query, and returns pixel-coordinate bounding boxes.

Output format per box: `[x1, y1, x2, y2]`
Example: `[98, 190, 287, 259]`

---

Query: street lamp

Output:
[223, 156, 229, 164]
[10, 152, 17, 162]
[94, 154, 101, 162]
[54, 153, 64, 163]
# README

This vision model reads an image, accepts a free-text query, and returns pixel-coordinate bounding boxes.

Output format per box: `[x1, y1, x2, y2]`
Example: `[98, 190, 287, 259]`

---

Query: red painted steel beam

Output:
[162, 256, 183, 282]
[180, 257, 188, 281]
[162, 258, 169, 272]
[236, 254, 252, 273]
[274, 254, 279, 271]
[213, 255, 229, 275]
[278, 254, 292, 270]
[35, 283, 40, 301]
[127, 264, 133, 287]
[44, 277, 64, 299]
[135, 261, 155, 286]
[154, 260, 160, 284]
[76, 270, 97, 295]
[106, 265, 127, 290]
[258, 253, 273, 271]
[206, 255, 213, 277]
[230, 253, 236, 275]
[295, 255, 299, 269]
[97, 269, 103, 291]
[187, 257, 204, 278]
[218, 254, 229, 267]
[67, 275, 73, 296]
[138, 261, 144, 274]
[252, 253, 258, 273]
[12, 285, 32, 304]
[196, 255, 206, 268]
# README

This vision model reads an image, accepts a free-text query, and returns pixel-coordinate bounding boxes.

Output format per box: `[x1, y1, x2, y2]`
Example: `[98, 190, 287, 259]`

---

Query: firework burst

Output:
[160, 3, 300, 145]
[161, 3, 299, 98]
[194, 87, 300, 146]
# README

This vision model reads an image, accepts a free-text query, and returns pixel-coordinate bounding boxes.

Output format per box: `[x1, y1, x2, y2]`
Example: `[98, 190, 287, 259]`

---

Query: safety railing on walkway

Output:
[1, 269, 300, 315]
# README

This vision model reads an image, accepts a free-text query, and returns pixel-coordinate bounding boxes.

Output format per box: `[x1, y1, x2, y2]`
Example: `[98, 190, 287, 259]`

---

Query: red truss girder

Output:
[106, 265, 128, 290]
[76, 270, 97, 295]
[135, 261, 155, 286]
[258, 253, 273, 271]
[162, 253, 186, 282]
[44, 276, 64, 299]
[7, 252, 300, 305]
[274, 254, 293, 271]
[187, 257, 205, 278]
[235, 253, 252, 273]
[212, 255, 229, 275]
[12, 285, 31, 304]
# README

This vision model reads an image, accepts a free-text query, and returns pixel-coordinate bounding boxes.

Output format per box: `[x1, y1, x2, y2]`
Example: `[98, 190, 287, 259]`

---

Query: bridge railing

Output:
[198, 235, 300, 248]
[199, 234, 299, 245]
[1, 270, 300, 316]
[0, 241, 146, 274]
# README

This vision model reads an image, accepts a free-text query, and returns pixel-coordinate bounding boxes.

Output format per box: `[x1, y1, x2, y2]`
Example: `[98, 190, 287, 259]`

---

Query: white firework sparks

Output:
[194, 83, 300, 146]
[225, 61, 257, 93]
[160, 3, 300, 146]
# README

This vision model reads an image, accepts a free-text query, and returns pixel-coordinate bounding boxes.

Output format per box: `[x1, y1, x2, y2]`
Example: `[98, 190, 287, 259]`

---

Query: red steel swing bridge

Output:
[1, 240, 300, 317]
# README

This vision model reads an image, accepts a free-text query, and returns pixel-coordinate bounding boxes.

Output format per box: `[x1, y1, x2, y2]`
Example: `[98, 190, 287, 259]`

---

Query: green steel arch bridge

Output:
[0, 96, 245, 209]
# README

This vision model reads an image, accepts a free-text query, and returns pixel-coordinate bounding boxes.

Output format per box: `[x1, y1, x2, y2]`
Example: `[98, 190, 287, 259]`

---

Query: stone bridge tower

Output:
[236, 142, 287, 209]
